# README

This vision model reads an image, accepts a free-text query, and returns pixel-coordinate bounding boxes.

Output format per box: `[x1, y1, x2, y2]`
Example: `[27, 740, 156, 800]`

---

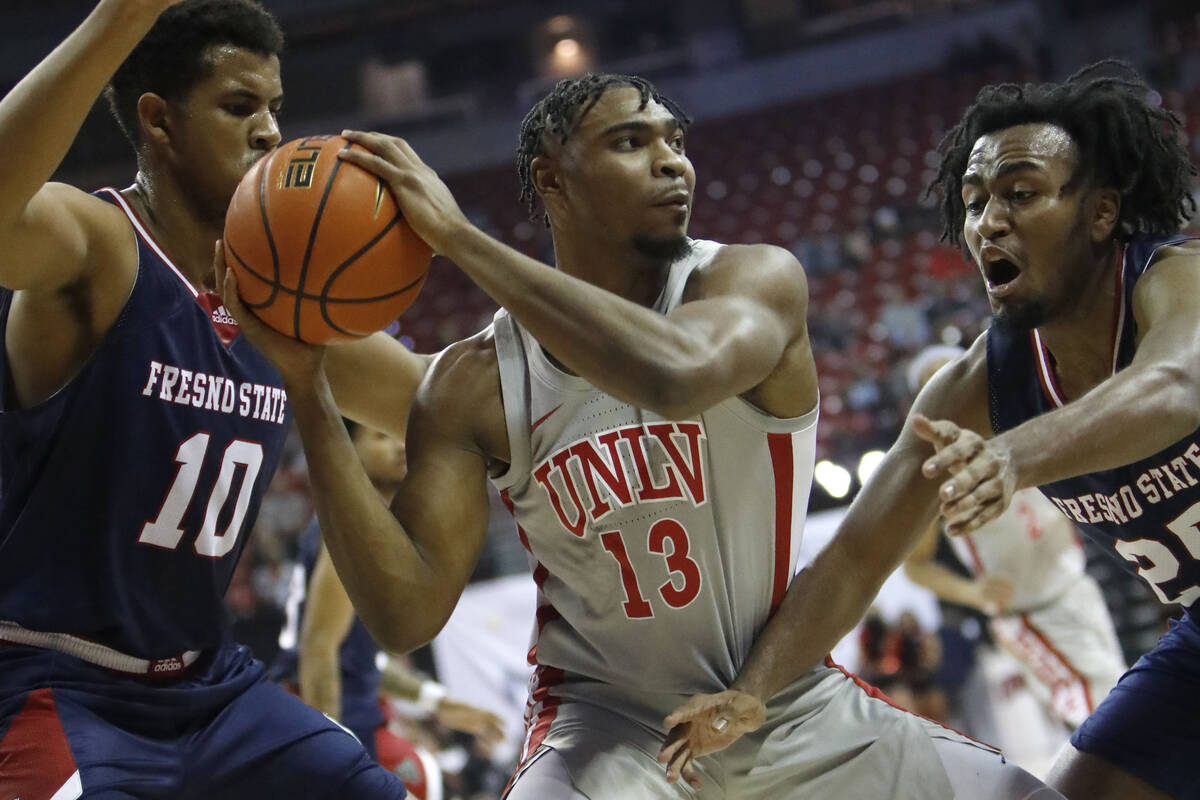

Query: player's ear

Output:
[1089, 187, 1120, 243]
[531, 155, 562, 204]
[136, 92, 172, 152]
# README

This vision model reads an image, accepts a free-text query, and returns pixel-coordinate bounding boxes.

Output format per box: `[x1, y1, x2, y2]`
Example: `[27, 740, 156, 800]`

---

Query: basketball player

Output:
[223, 73, 1056, 798]
[0, 2, 424, 796]
[270, 419, 505, 792]
[659, 64, 1199, 800]
[903, 345, 1126, 730]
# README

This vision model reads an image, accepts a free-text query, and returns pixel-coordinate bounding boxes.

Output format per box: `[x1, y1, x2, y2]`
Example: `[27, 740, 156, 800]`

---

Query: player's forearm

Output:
[0, 2, 159, 225]
[298, 649, 342, 719]
[1002, 362, 1200, 489]
[285, 374, 446, 650]
[732, 540, 883, 701]
[902, 561, 986, 611]
[440, 223, 735, 417]
[379, 659, 424, 701]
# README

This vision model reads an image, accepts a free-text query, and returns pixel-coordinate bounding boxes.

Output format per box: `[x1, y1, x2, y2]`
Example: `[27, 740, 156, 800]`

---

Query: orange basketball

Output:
[223, 135, 432, 344]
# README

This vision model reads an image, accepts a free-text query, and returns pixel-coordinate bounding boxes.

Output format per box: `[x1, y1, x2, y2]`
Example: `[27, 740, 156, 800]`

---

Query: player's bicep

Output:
[0, 183, 125, 292]
[667, 245, 807, 387]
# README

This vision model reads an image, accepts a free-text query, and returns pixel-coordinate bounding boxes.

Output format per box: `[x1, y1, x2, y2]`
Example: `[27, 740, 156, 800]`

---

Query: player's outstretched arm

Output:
[922, 240, 1200, 534]
[377, 660, 507, 746]
[0, 1, 178, 291]
[902, 520, 1012, 614]
[297, 543, 357, 720]
[337, 132, 812, 419]
[221, 249, 494, 654]
[659, 340, 991, 783]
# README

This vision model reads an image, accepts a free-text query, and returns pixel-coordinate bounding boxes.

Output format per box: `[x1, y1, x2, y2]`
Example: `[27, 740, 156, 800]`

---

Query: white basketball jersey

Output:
[948, 487, 1085, 610]
[489, 239, 818, 696]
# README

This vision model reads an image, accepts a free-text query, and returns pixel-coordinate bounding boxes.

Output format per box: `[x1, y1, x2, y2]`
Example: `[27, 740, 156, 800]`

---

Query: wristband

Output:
[416, 680, 448, 715]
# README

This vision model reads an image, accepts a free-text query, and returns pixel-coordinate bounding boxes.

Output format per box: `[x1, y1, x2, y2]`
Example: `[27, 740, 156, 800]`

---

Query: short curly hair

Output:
[105, 0, 284, 149]
[517, 73, 691, 223]
[931, 60, 1196, 246]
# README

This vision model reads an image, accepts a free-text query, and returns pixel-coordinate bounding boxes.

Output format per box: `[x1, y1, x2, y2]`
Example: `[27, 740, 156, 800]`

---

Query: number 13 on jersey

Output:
[600, 518, 703, 618]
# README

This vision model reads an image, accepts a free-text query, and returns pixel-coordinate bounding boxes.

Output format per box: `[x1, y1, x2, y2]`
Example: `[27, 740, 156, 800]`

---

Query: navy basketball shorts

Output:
[1070, 611, 1200, 800]
[0, 643, 407, 799]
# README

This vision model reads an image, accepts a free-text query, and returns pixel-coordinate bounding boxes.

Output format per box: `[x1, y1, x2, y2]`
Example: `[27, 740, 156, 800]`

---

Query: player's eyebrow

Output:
[963, 160, 1044, 186]
[599, 118, 680, 137]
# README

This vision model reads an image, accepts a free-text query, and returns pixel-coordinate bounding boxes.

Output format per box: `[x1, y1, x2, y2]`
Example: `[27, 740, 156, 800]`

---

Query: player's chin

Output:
[632, 232, 692, 262]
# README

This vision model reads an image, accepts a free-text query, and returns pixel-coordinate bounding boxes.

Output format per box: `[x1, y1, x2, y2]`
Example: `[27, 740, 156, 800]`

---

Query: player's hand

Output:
[912, 413, 1017, 535]
[215, 241, 326, 383]
[977, 575, 1015, 615]
[657, 690, 767, 787]
[434, 698, 507, 748]
[337, 130, 470, 257]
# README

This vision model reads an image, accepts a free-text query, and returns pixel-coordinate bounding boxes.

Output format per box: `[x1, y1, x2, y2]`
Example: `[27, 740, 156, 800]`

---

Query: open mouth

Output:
[984, 257, 1020, 289]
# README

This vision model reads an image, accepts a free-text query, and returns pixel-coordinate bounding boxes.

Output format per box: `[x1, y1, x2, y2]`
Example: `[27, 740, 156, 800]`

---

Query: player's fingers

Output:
[657, 730, 688, 764]
[663, 695, 724, 729]
[911, 414, 957, 448]
[945, 501, 996, 536]
[682, 759, 702, 790]
[335, 146, 405, 182]
[341, 129, 414, 165]
[922, 433, 982, 478]
[665, 742, 693, 784]
[941, 474, 1004, 519]
[213, 239, 227, 286]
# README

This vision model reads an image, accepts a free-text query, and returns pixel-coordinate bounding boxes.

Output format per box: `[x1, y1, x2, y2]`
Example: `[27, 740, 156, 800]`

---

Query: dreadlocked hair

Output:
[517, 73, 692, 224]
[930, 60, 1196, 246]
[105, 0, 283, 150]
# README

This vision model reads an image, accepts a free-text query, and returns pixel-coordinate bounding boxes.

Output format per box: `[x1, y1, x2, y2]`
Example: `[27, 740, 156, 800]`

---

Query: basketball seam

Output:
[317, 213, 428, 336]
[256, 150, 283, 309]
[291, 138, 347, 341]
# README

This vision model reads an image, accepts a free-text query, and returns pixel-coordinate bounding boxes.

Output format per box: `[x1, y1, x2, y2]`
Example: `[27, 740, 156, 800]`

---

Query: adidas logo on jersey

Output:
[211, 305, 238, 326]
[151, 657, 184, 673]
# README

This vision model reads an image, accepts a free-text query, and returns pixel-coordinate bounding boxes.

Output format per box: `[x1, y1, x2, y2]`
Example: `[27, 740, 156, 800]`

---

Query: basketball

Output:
[223, 135, 432, 344]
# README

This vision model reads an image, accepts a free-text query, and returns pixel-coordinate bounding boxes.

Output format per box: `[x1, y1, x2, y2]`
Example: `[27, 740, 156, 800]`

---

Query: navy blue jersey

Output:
[271, 517, 385, 739]
[988, 232, 1200, 613]
[0, 189, 290, 659]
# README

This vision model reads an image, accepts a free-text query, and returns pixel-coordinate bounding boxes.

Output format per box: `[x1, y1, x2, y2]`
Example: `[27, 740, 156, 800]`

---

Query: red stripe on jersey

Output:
[0, 688, 79, 799]
[767, 433, 794, 614]
[1109, 246, 1128, 376]
[503, 665, 565, 796]
[500, 490, 564, 667]
[1020, 613, 1095, 713]
[961, 531, 985, 577]
[1031, 330, 1066, 408]
[823, 654, 994, 748]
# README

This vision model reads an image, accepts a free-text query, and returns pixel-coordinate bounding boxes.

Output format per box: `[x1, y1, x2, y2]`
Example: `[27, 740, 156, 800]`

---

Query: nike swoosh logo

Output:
[531, 404, 563, 434]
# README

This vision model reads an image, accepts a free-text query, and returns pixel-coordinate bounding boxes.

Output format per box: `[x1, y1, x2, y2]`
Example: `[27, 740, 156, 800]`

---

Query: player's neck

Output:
[122, 172, 223, 292]
[551, 233, 671, 308]
[1035, 244, 1123, 395]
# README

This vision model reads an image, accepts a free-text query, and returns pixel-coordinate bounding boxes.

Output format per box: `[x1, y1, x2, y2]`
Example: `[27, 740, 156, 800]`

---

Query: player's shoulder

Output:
[686, 241, 807, 303]
[913, 333, 991, 432]
[419, 328, 501, 418]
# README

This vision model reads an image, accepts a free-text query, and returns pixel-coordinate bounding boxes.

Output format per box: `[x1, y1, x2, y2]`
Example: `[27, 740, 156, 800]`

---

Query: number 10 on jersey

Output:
[139, 432, 264, 558]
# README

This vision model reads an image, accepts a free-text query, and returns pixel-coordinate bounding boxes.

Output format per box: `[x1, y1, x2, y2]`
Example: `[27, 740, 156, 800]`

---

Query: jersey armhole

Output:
[489, 310, 532, 493]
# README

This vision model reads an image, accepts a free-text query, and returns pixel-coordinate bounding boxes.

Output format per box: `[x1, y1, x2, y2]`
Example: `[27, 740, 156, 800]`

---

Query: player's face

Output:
[961, 123, 1094, 330]
[353, 427, 408, 486]
[562, 87, 695, 259]
[166, 46, 283, 225]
